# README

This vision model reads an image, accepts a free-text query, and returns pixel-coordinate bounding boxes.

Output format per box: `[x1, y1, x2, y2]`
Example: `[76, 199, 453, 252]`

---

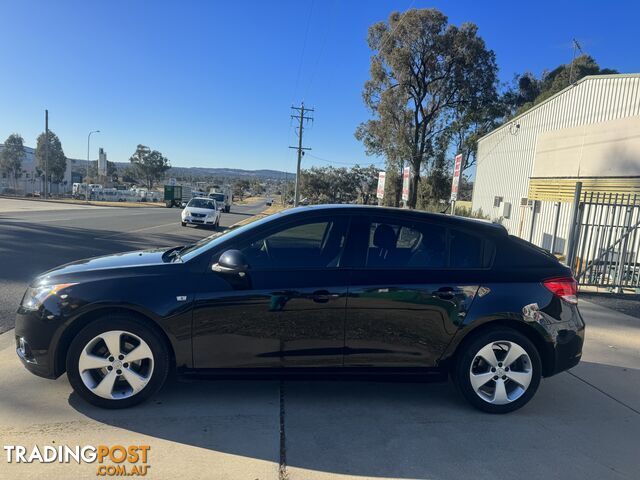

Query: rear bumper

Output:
[542, 304, 585, 376]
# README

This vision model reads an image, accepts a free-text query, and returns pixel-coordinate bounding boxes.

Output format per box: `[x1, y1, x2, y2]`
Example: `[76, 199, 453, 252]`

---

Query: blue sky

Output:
[1, 0, 638, 173]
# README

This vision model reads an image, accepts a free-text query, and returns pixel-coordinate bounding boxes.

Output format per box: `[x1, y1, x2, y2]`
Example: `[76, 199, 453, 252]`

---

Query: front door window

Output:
[242, 218, 347, 269]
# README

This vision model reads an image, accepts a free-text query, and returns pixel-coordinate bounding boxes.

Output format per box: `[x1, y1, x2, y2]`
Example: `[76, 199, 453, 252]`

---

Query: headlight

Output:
[183, 210, 190, 216]
[21, 283, 76, 311]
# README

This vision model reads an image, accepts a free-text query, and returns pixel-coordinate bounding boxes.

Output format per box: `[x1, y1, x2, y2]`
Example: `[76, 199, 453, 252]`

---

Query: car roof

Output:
[273, 204, 507, 235]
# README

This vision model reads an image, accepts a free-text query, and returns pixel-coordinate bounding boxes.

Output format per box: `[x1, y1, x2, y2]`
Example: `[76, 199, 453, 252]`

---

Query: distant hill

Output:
[72, 159, 292, 180]
[158, 164, 292, 180]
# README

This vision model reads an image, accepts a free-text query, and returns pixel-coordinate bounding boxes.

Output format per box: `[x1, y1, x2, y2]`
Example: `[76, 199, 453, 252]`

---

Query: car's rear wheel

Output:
[66, 315, 169, 409]
[454, 328, 541, 414]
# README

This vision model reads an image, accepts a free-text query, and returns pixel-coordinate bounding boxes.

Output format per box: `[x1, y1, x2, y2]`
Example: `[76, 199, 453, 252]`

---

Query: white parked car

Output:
[181, 197, 220, 229]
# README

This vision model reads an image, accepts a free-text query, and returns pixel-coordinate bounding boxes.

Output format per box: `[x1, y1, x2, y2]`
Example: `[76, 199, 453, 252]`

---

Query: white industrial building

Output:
[472, 74, 640, 258]
[0, 144, 76, 195]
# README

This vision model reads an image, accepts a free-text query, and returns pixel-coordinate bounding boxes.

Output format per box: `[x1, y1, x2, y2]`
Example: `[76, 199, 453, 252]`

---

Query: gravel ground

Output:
[580, 292, 640, 319]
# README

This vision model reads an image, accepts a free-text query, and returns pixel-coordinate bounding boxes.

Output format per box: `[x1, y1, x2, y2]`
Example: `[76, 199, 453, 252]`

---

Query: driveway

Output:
[0, 300, 638, 480]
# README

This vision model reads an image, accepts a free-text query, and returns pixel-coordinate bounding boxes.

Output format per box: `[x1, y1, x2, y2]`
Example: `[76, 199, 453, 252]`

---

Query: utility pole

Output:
[44, 110, 49, 199]
[289, 103, 313, 207]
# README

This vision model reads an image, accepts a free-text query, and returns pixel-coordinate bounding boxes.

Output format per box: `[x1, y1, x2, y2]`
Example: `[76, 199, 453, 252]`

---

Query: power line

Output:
[377, 0, 416, 53]
[307, 152, 385, 167]
[303, 0, 337, 101]
[569, 38, 584, 84]
[289, 103, 314, 207]
[291, 0, 315, 104]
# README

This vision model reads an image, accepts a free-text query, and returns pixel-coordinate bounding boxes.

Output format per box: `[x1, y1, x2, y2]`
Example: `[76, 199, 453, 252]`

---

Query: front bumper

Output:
[182, 216, 217, 225]
[15, 308, 60, 379]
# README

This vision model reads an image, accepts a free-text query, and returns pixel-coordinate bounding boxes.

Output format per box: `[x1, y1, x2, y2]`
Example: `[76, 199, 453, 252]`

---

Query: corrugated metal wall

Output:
[472, 75, 640, 254]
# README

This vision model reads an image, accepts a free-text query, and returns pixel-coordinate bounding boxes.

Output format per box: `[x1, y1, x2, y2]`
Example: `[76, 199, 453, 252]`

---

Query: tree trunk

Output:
[407, 161, 420, 209]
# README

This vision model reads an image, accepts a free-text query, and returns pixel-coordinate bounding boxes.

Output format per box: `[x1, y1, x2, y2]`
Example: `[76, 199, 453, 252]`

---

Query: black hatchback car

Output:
[16, 205, 584, 413]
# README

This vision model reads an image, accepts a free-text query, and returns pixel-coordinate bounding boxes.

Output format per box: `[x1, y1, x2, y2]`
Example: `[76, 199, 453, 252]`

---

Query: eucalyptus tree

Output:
[357, 8, 498, 208]
[1, 133, 26, 189]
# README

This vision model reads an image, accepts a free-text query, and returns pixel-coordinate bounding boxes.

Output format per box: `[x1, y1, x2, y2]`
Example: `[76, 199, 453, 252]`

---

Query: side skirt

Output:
[176, 367, 448, 382]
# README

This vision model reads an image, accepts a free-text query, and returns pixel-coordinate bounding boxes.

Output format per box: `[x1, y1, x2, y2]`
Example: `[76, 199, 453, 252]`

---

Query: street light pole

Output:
[86, 130, 100, 200]
[44, 110, 49, 199]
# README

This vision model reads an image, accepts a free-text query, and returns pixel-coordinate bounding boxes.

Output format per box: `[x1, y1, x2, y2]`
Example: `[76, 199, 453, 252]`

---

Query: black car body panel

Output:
[15, 205, 584, 383]
[192, 268, 349, 368]
[16, 253, 197, 378]
[344, 269, 478, 367]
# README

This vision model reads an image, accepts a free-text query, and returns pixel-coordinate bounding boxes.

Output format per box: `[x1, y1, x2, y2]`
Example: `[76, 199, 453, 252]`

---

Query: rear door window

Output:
[365, 218, 447, 268]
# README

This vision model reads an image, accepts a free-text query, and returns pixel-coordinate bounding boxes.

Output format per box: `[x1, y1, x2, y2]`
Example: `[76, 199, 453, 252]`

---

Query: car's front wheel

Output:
[454, 328, 541, 414]
[66, 315, 170, 409]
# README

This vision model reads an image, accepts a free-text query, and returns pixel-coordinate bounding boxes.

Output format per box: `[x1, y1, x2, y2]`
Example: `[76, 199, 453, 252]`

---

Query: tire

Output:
[66, 314, 170, 409]
[181, 221, 186, 227]
[454, 327, 541, 414]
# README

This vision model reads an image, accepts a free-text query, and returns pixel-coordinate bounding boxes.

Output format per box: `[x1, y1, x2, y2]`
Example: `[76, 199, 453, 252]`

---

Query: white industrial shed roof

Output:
[479, 73, 640, 143]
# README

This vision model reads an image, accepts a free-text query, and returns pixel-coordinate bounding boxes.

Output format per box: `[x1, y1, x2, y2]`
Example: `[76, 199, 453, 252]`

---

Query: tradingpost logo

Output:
[4, 444, 151, 476]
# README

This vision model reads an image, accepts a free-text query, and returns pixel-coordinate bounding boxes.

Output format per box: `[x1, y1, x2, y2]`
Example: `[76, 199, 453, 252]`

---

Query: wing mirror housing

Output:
[213, 249, 249, 275]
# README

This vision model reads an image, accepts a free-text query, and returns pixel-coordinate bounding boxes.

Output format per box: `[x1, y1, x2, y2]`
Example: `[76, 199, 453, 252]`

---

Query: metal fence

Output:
[568, 189, 640, 289]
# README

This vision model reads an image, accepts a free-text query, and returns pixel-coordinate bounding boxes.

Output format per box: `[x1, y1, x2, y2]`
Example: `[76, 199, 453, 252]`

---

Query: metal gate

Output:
[568, 190, 640, 289]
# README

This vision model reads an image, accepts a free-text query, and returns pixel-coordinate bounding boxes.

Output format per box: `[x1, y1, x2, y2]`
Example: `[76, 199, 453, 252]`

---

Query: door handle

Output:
[434, 287, 458, 299]
[311, 290, 331, 303]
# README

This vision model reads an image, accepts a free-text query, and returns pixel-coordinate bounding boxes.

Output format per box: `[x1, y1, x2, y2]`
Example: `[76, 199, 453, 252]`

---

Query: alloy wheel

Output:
[78, 330, 154, 400]
[469, 340, 533, 405]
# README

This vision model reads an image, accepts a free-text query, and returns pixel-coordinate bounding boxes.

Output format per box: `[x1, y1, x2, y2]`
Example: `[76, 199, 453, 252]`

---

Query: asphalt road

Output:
[0, 198, 267, 333]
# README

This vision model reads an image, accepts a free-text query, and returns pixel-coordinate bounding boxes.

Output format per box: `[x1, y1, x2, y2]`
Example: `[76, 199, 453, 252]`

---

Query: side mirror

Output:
[213, 249, 249, 274]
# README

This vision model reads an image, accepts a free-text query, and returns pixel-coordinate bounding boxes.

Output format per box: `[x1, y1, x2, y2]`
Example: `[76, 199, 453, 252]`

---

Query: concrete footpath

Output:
[0, 300, 638, 480]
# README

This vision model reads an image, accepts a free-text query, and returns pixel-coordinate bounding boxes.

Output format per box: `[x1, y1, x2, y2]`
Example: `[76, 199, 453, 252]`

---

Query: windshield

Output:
[187, 198, 216, 210]
[180, 211, 286, 261]
[209, 193, 225, 202]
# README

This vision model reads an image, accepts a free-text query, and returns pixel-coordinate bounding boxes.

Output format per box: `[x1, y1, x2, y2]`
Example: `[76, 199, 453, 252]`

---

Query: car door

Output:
[343, 215, 482, 368]
[192, 213, 351, 369]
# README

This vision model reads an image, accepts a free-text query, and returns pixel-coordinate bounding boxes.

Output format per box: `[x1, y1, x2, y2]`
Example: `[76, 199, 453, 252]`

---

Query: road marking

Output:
[94, 222, 179, 239]
[2, 217, 74, 222]
[1, 210, 166, 224]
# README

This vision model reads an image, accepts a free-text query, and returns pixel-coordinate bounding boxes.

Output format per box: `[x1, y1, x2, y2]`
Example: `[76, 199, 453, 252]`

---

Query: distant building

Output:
[0, 144, 75, 195]
[472, 74, 640, 256]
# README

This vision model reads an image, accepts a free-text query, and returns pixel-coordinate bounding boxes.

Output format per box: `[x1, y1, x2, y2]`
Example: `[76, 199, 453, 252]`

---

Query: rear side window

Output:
[450, 229, 486, 268]
[493, 235, 559, 268]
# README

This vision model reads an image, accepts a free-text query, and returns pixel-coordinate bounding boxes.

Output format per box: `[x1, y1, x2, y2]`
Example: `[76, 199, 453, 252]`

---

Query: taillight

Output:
[543, 276, 578, 305]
